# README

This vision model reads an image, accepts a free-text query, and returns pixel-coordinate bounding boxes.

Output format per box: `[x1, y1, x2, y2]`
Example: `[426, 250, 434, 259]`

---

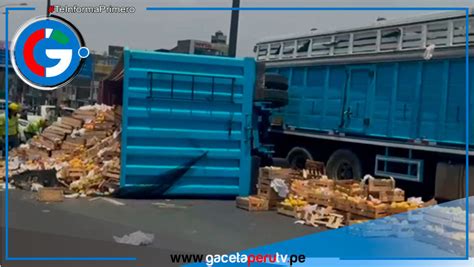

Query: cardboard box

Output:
[37, 188, 64, 202]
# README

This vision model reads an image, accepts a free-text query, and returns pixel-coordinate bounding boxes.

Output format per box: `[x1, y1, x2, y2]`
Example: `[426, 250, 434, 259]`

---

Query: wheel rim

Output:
[336, 161, 353, 180]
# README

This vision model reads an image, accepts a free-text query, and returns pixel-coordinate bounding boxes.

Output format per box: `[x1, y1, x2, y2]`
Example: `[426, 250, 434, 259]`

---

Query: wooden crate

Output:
[306, 193, 332, 206]
[267, 199, 279, 210]
[52, 121, 73, 131]
[61, 116, 83, 128]
[236, 196, 269, 211]
[277, 204, 304, 218]
[290, 179, 312, 198]
[67, 168, 87, 180]
[305, 160, 326, 178]
[370, 189, 405, 202]
[257, 177, 272, 188]
[302, 206, 345, 229]
[288, 169, 304, 180]
[344, 212, 371, 226]
[308, 178, 334, 189]
[102, 170, 120, 180]
[27, 147, 50, 159]
[36, 136, 58, 150]
[257, 187, 281, 200]
[93, 122, 115, 131]
[335, 180, 365, 196]
[368, 178, 395, 193]
[259, 167, 291, 180]
[43, 126, 68, 138]
[83, 130, 108, 139]
[65, 136, 86, 145]
[389, 207, 410, 215]
[353, 203, 389, 219]
[61, 141, 82, 151]
[332, 196, 352, 212]
[37, 188, 64, 202]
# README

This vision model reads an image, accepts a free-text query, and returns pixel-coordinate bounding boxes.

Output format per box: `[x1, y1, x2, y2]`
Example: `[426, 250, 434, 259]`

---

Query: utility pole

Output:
[228, 0, 240, 57]
[46, 0, 51, 16]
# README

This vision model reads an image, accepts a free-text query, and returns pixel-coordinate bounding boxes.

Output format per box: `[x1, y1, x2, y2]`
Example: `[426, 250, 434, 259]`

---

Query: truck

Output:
[26, 105, 76, 124]
[254, 10, 474, 200]
[100, 50, 288, 196]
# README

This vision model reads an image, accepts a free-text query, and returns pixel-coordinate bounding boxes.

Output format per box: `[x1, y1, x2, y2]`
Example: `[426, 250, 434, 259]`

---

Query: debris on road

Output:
[2, 105, 122, 197]
[30, 183, 44, 192]
[0, 182, 15, 190]
[101, 197, 126, 206]
[113, 231, 155, 246]
[152, 202, 188, 209]
[236, 160, 428, 229]
[37, 188, 64, 202]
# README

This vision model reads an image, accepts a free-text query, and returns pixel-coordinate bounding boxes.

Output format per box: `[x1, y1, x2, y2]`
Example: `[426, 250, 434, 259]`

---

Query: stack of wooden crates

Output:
[236, 167, 291, 212]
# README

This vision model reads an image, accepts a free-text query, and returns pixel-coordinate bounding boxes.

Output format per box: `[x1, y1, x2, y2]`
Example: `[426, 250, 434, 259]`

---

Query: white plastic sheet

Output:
[270, 178, 289, 198]
[113, 231, 154, 246]
[424, 44, 436, 60]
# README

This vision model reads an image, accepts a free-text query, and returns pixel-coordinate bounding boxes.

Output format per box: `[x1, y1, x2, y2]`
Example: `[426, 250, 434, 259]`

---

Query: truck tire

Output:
[326, 149, 362, 180]
[265, 73, 288, 91]
[272, 157, 290, 168]
[286, 147, 313, 169]
[260, 89, 288, 108]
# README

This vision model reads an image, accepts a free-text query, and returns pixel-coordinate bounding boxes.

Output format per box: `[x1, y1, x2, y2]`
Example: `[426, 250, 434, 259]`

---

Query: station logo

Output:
[10, 16, 89, 90]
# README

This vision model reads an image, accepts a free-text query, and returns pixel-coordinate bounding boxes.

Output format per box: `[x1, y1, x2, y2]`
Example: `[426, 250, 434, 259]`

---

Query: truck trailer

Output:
[254, 10, 474, 200]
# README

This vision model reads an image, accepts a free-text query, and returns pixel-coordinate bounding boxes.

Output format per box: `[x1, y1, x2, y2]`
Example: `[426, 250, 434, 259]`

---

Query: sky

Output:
[0, 0, 473, 57]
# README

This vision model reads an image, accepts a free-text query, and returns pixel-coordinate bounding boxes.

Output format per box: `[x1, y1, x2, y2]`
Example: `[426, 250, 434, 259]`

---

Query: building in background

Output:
[1, 40, 120, 110]
[171, 31, 229, 56]
[64, 46, 120, 107]
[211, 31, 228, 56]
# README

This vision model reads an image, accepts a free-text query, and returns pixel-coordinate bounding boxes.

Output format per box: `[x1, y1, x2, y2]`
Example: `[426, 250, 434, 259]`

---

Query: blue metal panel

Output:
[275, 57, 473, 147]
[342, 66, 374, 133]
[76, 56, 94, 79]
[121, 49, 255, 196]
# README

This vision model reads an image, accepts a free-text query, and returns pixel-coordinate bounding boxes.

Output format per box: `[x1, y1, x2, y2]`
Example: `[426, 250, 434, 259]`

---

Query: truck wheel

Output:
[327, 149, 362, 180]
[265, 73, 288, 91]
[286, 147, 313, 169]
[260, 89, 288, 108]
[272, 157, 290, 168]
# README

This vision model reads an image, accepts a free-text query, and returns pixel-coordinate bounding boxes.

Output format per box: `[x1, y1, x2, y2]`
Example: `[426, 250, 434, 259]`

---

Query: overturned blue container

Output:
[119, 50, 256, 196]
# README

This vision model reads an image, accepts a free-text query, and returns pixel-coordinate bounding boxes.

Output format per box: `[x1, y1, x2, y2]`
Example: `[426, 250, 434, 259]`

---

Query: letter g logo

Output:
[11, 15, 88, 90]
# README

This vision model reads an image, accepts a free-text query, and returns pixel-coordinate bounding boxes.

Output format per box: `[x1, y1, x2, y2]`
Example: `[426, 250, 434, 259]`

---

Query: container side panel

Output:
[419, 61, 445, 140]
[444, 59, 466, 144]
[273, 57, 473, 147]
[122, 51, 255, 196]
[371, 63, 394, 137]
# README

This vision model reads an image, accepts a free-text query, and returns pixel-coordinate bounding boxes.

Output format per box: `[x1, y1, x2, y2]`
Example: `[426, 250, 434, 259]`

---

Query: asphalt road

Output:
[0, 190, 321, 267]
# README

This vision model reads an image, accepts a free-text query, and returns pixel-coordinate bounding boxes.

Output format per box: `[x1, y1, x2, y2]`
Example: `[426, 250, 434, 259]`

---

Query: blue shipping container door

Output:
[342, 67, 374, 133]
[121, 50, 256, 196]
